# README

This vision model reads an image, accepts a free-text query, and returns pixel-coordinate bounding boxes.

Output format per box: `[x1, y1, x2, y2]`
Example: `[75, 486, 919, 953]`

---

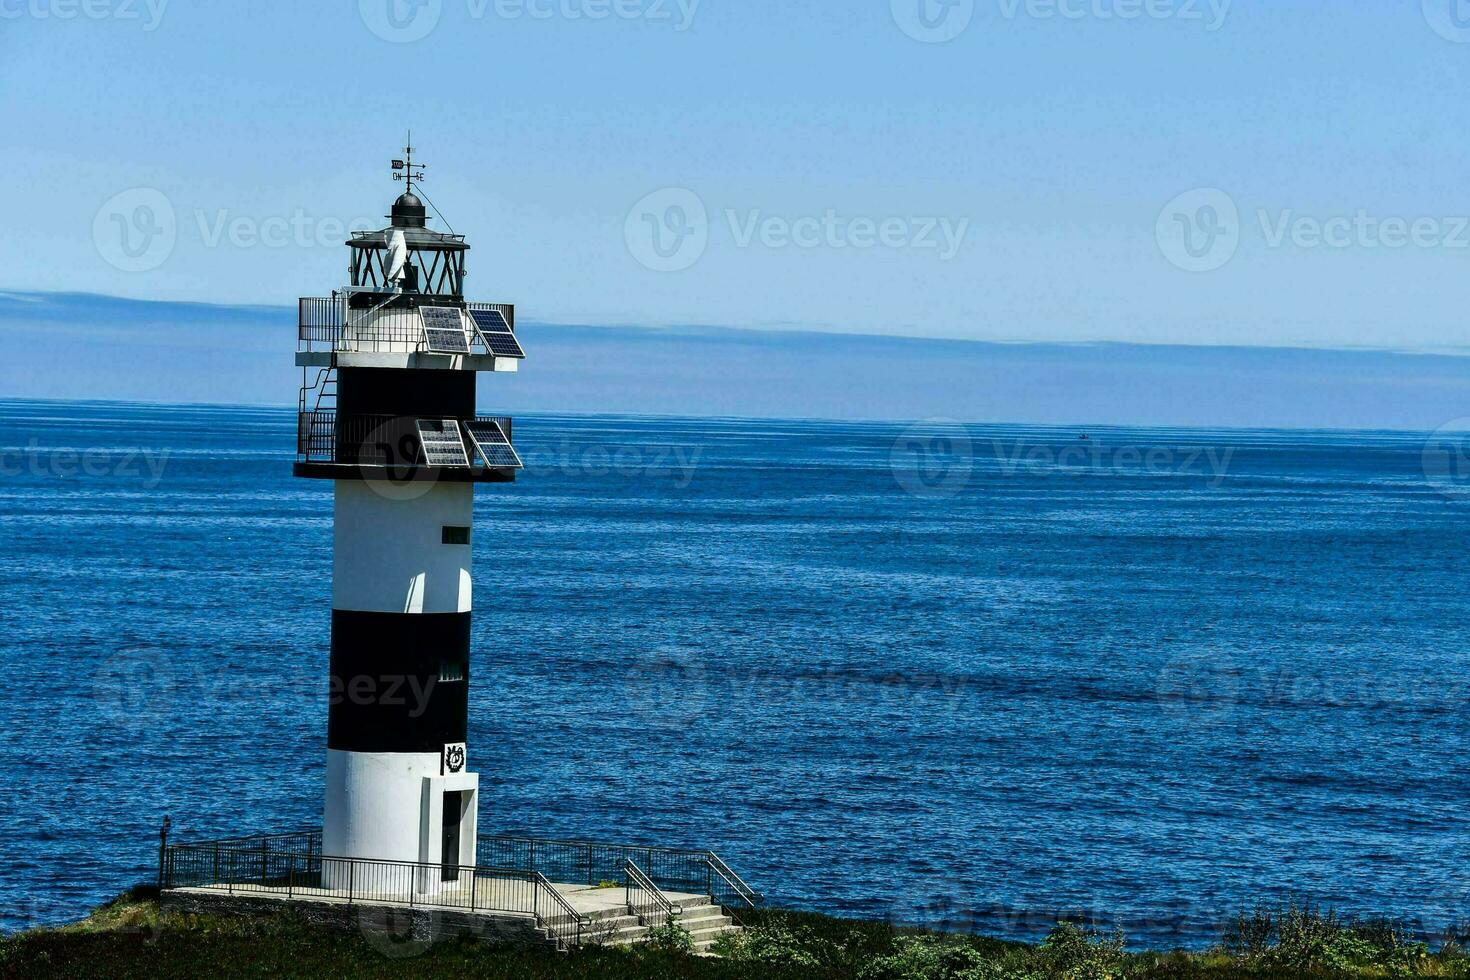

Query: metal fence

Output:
[296, 413, 515, 468]
[162, 830, 759, 941]
[164, 840, 586, 949]
[298, 297, 517, 354]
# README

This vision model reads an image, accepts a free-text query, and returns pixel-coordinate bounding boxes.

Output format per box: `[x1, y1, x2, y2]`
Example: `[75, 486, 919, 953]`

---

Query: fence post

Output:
[470, 870, 478, 912]
[585, 843, 593, 885]
[156, 815, 171, 890]
[287, 857, 294, 899]
[348, 861, 355, 903]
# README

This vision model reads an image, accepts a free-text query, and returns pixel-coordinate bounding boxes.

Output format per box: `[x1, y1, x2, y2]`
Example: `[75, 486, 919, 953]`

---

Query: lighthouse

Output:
[294, 145, 524, 887]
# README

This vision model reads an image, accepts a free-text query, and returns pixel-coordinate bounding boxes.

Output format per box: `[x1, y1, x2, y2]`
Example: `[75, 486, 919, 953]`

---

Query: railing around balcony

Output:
[298, 296, 516, 355]
[296, 413, 518, 471]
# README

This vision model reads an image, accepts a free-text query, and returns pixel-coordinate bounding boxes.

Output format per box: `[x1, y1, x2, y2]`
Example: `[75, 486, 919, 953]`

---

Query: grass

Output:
[2, 889, 1467, 979]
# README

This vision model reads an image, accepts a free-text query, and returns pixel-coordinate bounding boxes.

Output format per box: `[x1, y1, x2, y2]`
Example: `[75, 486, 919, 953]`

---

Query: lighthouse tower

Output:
[294, 145, 524, 885]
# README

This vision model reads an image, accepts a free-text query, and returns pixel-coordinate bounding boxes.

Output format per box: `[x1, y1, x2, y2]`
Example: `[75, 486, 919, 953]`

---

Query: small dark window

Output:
[442, 526, 471, 545]
[439, 662, 466, 683]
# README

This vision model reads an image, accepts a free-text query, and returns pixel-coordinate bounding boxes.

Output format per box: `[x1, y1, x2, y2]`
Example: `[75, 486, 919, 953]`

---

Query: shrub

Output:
[714, 922, 824, 967]
[1038, 922, 1126, 980]
[856, 934, 1003, 980]
[643, 917, 695, 956]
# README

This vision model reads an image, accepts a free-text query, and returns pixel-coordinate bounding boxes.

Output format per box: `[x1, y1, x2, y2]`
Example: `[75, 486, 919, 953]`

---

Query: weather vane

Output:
[392, 132, 426, 192]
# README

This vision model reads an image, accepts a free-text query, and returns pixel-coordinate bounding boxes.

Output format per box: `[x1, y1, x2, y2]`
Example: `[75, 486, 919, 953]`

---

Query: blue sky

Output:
[5, 1, 1470, 350]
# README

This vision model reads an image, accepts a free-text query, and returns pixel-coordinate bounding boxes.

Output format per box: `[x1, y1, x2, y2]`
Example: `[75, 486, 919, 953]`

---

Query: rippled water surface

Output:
[1, 400, 1467, 946]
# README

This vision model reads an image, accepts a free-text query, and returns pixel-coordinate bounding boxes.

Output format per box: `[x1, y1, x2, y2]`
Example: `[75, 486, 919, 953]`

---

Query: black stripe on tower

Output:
[328, 610, 470, 753]
[336, 367, 476, 418]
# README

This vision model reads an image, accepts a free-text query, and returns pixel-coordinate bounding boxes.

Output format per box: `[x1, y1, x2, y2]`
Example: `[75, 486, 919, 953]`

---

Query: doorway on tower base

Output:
[419, 771, 478, 890]
[442, 790, 464, 881]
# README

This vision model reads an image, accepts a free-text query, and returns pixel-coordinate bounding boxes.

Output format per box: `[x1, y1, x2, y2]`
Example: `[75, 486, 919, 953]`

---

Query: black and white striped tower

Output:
[294, 144, 525, 888]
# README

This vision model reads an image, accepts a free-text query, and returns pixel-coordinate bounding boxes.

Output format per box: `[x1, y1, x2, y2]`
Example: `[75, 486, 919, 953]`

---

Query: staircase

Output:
[575, 899, 742, 953]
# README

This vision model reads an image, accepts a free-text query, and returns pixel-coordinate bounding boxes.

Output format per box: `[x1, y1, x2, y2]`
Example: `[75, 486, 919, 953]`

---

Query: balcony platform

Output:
[296, 351, 519, 372]
[293, 462, 517, 483]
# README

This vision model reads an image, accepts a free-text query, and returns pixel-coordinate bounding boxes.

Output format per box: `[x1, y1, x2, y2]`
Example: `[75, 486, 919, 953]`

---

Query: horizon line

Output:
[5, 289, 1468, 360]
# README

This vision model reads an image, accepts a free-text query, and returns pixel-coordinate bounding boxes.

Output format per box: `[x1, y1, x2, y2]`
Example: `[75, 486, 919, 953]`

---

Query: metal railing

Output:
[296, 413, 516, 469]
[476, 835, 761, 918]
[624, 858, 676, 925]
[299, 296, 516, 355]
[164, 838, 586, 949]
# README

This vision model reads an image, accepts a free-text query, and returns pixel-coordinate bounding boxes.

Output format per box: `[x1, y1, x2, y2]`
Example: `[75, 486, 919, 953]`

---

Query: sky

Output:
[4, 1, 1470, 353]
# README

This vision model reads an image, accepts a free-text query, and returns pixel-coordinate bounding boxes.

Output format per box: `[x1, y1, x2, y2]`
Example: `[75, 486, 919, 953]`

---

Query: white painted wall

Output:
[322, 750, 479, 892]
[333, 480, 473, 614]
[323, 749, 442, 866]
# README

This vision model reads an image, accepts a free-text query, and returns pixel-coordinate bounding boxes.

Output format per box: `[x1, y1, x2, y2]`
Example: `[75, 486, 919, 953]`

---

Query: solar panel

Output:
[416, 419, 469, 467]
[421, 306, 470, 354]
[463, 419, 524, 469]
[469, 309, 526, 359]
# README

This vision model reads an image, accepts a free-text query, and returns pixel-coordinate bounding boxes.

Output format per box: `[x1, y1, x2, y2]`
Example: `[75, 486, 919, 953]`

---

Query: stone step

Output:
[607, 922, 740, 948]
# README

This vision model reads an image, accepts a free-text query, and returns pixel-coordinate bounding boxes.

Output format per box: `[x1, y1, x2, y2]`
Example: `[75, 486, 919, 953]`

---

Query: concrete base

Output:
[162, 878, 740, 952]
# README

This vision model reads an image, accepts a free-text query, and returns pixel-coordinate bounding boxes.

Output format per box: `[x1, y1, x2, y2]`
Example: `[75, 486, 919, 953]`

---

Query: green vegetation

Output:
[2, 889, 1467, 979]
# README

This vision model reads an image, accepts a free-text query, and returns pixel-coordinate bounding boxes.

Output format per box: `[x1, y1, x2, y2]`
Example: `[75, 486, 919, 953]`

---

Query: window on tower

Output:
[442, 526, 471, 545]
[439, 662, 467, 683]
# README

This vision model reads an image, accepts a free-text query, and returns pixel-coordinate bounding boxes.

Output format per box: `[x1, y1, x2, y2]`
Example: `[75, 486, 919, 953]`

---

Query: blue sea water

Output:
[1, 399, 1467, 948]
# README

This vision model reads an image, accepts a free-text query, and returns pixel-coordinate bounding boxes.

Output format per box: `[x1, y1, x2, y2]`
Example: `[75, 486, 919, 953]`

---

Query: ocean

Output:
[1, 399, 1466, 948]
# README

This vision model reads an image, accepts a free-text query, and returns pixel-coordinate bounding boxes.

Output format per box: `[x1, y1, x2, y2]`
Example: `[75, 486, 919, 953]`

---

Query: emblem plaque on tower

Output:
[443, 742, 466, 775]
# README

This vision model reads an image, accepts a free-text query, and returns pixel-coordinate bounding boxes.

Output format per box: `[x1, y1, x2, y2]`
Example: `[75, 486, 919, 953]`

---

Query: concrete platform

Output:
[165, 875, 739, 951]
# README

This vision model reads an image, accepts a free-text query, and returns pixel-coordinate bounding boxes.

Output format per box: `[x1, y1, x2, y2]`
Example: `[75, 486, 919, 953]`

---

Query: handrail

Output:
[477, 834, 761, 920]
[706, 853, 760, 908]
[624, 858, 676, 925]
[532, 871, 588, 950]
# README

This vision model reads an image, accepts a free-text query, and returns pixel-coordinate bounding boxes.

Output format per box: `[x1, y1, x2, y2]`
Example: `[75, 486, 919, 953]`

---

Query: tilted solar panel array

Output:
[415, 419, 470, 466]
[420, 306, 470, 354]
[462, 419, 524, 469]
[468, 309, 526, 359]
